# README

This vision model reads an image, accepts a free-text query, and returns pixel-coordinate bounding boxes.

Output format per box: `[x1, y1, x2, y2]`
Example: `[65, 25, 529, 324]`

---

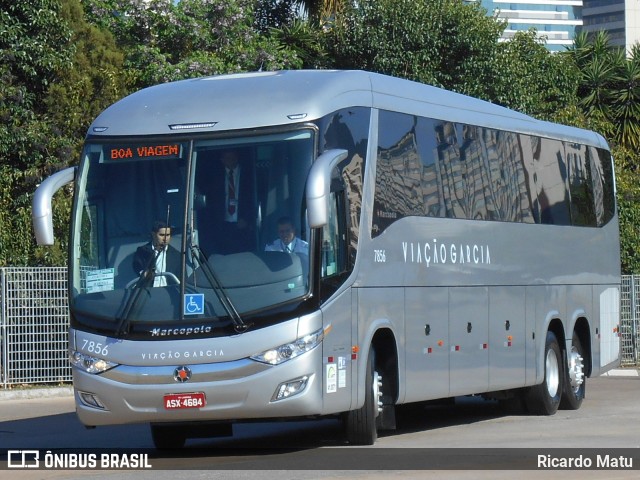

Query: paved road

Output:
[0, 372, 638, 479]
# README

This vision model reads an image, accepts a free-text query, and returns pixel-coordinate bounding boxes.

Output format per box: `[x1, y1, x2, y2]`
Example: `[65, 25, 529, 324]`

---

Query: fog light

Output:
[271, 376, 309, 401]
[78, 391, 107, 410]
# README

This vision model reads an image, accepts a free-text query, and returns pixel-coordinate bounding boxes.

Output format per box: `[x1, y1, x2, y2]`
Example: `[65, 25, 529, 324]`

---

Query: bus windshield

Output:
[70, 129, 315, 336]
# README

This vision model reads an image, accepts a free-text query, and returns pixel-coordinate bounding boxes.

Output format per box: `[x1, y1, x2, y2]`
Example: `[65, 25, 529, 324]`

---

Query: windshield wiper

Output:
[190, 244, 250, 333]
[114, 248, 160, 336]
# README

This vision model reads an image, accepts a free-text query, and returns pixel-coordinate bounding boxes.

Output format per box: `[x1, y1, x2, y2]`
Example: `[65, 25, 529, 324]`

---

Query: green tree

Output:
[83, 0, 304, 89]
[566, 32, 640, 273]
[325, 0, 577, 118]
[295, 0, 342, 22]
[0, 0, 128, 266]
[326, 0, 505, 95]
[270, 17, 329, 68]
[0, 1, 74, 265]
[612, 145, 640, 274]
[47, 0, 128, 144]
[492, 29, 579, 119]
[611, 44, 640, 149]
[566, 31, 640, 150]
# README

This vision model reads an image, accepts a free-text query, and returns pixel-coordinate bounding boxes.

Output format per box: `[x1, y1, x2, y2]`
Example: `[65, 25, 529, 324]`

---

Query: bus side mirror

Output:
[32, 167, 76, 245]
[306, 149, 348, 228]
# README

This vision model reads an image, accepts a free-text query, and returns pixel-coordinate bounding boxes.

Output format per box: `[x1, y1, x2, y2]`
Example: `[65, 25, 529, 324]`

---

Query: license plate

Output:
[164, 392, 206, 410]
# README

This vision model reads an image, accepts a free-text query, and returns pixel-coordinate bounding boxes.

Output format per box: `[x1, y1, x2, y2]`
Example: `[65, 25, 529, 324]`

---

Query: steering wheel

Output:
[126, 272, 180, 289]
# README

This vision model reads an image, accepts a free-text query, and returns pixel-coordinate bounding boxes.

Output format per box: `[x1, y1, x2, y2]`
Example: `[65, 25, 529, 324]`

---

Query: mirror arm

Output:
[306, 149, 348, 228]
[32, 167, 76, 245]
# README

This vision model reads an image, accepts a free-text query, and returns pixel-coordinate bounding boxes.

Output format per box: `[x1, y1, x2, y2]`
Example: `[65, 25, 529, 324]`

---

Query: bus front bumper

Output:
[72, 347, 325, 427]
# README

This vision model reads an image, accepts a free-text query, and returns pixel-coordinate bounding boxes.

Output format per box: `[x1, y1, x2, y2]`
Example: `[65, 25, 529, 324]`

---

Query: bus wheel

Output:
[525, 331, 563, 415]
[560, 333, 585, 410]
[150, 424, 186, 449]
[344, 348, 382, 445]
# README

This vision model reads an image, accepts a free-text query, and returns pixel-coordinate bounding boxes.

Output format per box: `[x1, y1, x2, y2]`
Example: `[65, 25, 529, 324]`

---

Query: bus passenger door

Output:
[319, 186, 354, 414]
[449, 287, 489, 396]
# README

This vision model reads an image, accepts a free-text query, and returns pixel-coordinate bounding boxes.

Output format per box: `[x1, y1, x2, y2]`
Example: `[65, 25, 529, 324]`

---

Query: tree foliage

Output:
[613, 146, 640, 274]
[326, 0, 504, 93]
[0, 1, 74, 266]
[560, 31, 640, 273]
[324, 0, 577, 118]
[566, 31, 640, 150]
[83, 0, 304, 89]
[0, 0, 126, 266]
[492, 30, 579, 119]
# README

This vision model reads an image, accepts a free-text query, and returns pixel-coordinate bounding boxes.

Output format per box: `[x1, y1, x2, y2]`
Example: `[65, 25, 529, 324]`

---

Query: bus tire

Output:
[150, 424, 186, 449]
[560, 332, 586, 410]
[525, 331, 563, 415]
[344, 348, 380, 445]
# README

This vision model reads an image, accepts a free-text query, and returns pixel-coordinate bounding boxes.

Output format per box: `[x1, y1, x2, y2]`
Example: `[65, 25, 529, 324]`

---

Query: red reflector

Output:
[351, 353, 357, 360]
[455, 345, 460, 351]
[327, 356, 334, 363]
[428, 347, 433, 354]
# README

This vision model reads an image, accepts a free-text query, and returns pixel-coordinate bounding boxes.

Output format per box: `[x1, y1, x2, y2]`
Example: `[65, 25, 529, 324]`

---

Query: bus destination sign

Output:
[108, 143, 183, 161]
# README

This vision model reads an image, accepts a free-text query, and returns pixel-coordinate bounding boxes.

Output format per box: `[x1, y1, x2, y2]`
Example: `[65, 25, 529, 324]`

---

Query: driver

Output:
[132, 220, 180, 287]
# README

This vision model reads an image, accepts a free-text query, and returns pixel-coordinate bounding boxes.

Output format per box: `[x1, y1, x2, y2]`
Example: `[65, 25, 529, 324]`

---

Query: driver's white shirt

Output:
[154, 248, 167, 287]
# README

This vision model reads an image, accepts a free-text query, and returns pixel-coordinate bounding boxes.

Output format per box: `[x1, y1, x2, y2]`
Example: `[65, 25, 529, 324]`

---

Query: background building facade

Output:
[477, 0, 583, 52]
[581, 0, 640, 53]
[475, 0, 640, 53]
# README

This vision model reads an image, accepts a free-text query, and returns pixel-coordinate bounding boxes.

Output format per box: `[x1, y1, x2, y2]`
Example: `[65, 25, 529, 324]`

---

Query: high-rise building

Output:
[581, 0, 640, 54]
[474, 0, 640, 54]
[476, 0, 583, 52]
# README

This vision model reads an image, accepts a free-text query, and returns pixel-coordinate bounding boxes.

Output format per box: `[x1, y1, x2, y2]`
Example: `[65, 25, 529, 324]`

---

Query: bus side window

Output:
[321, 194, 339, 277]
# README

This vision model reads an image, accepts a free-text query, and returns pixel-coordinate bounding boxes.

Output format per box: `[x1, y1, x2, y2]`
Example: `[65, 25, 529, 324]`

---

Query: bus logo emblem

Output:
[174, 366, 192, 383]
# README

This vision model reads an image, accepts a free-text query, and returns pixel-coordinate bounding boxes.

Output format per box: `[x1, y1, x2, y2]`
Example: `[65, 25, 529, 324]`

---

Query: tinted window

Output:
[532, 137, 571, 225]
[567, 143, 597, 226]
[592, 147, 616, 226]
[317, 107, 370, 261]
[372, 109, 614, 238]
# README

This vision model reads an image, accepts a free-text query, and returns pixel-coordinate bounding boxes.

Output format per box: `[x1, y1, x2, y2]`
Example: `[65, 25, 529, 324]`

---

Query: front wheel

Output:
[560, 332, 586, 410]
[525, 331, 563, 415]
[344, 348, 382, 445]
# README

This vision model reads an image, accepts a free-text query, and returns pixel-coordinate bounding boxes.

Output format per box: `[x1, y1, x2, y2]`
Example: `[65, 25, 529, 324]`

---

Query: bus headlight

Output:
[69, 350, 118, 374]
[250, 328, 324, 365]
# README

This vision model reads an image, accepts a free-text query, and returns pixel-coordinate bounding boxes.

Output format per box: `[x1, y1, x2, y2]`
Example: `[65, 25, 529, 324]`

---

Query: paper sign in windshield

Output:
[85, 268, 115, 293]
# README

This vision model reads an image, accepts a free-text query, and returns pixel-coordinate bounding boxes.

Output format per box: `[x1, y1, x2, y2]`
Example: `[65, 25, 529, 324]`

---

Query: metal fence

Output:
[1, 267, 71, 387]
[1, 267, 640, 387]
[621, 275, 640, 366]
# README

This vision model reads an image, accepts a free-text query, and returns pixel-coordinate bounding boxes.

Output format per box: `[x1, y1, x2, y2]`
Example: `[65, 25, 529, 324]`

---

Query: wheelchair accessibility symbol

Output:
[184, 294, 204, 315]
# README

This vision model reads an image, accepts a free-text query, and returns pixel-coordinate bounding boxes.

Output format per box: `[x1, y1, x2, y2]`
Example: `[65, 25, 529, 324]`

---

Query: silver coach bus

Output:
[33, 70, 621, 448]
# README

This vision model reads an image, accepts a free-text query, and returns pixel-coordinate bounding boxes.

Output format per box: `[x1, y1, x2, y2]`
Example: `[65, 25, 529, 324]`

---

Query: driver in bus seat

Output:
[264, 216, 309, 256]
[132, 220, 180, 287]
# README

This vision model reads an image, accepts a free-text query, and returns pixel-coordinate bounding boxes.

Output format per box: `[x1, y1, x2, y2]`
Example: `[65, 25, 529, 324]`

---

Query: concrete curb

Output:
[600, 368, 639, 377]
[0, 386, 74, 401]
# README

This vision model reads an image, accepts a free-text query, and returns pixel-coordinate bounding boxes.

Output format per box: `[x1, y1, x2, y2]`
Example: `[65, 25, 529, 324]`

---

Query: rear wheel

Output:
[344, 348, 382, 445]
[150, 424, 186, 450]
[525, 331, 563, 415]
[560, 332, 586, 410]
